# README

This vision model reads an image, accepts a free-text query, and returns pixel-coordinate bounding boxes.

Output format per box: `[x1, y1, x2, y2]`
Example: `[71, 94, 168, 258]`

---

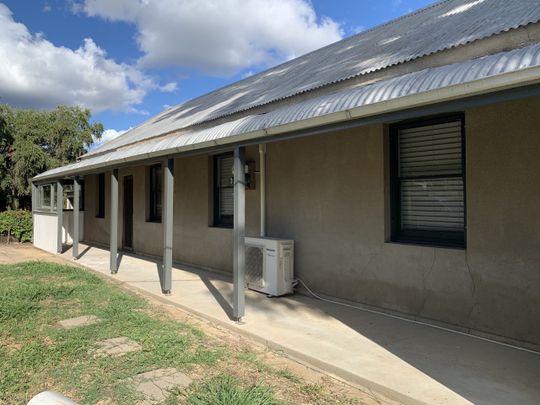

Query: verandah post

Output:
[73, 176, 80, 259]
[162, 158, 174, 294]
[110, 169, 119, 273]
[233, 146, 246, 321]
[56, 180, 63, 254]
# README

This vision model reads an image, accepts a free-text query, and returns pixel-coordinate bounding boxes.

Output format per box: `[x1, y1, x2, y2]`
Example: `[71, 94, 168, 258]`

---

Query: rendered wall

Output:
[81, 96, 540, 346]
[33, 212, 58, 253]
[264, 96, 540, 347]
[83, 172, 111, 246]
[62, 211, 84, 244]
[33, 211, 85, 253]
[83, 147, 260, 268]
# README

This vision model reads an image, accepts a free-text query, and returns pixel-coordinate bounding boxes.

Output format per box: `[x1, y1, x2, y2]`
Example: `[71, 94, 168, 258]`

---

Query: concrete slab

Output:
[57, 315, 101, 329]
[131, 368, 192, 403]
[56, 244, 540, 405]
[93, 337, 142, 357]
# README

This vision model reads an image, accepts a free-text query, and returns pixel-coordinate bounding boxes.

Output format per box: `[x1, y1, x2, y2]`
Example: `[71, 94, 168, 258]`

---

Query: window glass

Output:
[214, 154, 234, 227]
[149, 164, 162, 222]
[40, 184, 51, 209]
[97, 173, 105, 218]
[392, 118, 465, 247]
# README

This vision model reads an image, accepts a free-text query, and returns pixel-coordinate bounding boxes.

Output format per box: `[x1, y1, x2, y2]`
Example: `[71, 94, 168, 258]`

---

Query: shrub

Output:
[0, 210, 32, 243]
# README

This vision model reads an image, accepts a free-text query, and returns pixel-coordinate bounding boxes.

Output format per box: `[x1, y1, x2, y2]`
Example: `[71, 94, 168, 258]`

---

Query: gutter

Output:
[33, 64, 540, 182]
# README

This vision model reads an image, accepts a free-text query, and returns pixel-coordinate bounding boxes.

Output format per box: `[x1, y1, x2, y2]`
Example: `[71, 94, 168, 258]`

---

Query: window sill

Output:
[209, 224, 233, 230]
[146, 219, 162, 224]
[387, 239, 466, 250]
[33, 210, 57, 216]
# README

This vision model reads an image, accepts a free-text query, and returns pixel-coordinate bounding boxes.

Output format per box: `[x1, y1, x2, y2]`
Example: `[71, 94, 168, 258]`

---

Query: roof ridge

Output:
[344, 0, 450, 38]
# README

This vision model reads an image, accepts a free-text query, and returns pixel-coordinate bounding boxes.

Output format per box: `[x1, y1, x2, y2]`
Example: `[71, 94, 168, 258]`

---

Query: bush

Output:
[0, 210, 32, 243]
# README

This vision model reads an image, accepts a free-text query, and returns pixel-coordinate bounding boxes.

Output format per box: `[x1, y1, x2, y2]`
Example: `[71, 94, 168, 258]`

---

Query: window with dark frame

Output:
[148, 164, 162, 222]
[213, 153, 234, 228]
[390, 115, 465, 247]
[97, 173, 105, 218]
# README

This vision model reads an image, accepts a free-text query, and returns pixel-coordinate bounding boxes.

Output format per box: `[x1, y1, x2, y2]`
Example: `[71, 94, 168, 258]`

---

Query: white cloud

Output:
[0, 3, 155, 113]
[351, 25, 365, 35]
[80, 0, 343, 75]
[91, 127, 130, 149]
[159, 82, 177, 92]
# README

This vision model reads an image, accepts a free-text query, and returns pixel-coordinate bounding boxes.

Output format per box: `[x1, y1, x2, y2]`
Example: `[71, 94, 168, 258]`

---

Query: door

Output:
[123, 175, 133, 250]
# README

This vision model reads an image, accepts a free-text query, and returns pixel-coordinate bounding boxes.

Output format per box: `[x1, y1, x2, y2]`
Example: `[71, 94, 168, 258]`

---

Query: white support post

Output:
[73, 177, 80, 259]
[233, 146, 246, 321]
[110, 169, 119, 273]
[56, 180, 63, 254]
[162, 158, 174, 294]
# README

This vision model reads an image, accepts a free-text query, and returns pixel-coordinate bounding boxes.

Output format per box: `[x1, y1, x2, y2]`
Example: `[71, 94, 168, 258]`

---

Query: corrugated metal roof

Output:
[86, 0, 540, 157]
[35, 41, 540, 180]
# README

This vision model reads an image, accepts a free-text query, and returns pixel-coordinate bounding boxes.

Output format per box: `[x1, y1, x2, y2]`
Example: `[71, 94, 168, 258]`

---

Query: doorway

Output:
[123, 175, 133, 250]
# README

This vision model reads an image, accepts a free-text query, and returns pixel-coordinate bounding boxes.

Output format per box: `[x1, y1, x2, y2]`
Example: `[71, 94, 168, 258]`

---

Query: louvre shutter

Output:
[397, 120, 464, 242]
[219, 156, 234, 217]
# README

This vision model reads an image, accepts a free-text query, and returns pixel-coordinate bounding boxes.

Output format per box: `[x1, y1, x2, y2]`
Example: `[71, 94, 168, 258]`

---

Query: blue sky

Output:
[0, 0, 434, 145]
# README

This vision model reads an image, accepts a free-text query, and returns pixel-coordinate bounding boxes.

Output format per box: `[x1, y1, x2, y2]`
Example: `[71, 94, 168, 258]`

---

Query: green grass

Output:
[0, 261, 365, 405]
[0, 261, 275, 404]
[185, 375, 284, 405]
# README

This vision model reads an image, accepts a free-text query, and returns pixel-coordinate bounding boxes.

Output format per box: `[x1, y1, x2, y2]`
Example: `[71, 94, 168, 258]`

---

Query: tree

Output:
[0, 106, 14, 210]
[0, 105, 103, 210]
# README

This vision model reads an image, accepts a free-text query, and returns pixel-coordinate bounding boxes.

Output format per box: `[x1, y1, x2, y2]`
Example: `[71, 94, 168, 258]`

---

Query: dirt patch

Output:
[0, 243, 65, 265]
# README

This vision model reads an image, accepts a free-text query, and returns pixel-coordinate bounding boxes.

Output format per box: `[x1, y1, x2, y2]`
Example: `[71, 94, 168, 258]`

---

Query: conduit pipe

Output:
[259, 144, 267, 237]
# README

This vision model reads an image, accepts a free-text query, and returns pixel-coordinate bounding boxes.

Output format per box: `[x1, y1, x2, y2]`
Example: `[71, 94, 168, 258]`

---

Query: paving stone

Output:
[93, 337, 142, 357]
[132, 368, 192, 403]
[57, 315, 102, 329]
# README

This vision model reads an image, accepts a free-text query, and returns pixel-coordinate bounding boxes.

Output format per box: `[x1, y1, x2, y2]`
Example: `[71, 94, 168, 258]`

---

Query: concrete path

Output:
[7, 243, 539, 404]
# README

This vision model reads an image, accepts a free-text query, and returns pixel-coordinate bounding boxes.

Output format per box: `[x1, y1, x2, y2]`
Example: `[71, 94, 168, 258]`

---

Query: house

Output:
[32, 0, 540, 349]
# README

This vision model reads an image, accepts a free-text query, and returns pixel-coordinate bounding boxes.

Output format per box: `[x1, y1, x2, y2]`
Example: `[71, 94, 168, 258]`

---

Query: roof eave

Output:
[32, 64, 540, 183]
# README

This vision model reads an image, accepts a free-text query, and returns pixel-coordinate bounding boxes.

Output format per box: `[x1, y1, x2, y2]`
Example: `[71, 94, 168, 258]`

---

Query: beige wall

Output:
[83, 96, 540, 347]
[84, 172, 110, 246]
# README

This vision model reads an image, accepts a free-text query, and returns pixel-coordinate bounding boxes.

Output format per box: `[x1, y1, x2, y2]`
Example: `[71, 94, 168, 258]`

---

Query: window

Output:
[148, 164, 162, 222]
[390, 115, 465, 247]
[64, 180, 84, 211]
[38, 184, 53, 211]
[213, 153, 234, 227]
[97, 173, 105, 218]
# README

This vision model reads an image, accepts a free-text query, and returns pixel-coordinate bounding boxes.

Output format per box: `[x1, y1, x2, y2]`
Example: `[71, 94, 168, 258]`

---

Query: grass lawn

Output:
[0, 261, 371, 404]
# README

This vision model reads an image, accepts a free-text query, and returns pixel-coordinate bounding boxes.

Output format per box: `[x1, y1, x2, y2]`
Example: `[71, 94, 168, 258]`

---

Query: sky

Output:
[0, 0, 435, 147]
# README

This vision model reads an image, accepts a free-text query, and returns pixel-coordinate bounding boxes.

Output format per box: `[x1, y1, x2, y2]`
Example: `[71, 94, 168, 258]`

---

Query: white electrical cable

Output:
[294, 278, 540, 356]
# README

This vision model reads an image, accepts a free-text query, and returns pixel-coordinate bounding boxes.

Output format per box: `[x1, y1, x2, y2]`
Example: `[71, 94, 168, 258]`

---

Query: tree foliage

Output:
[0, 210, 32, 243]
[0, 105, 103, 209]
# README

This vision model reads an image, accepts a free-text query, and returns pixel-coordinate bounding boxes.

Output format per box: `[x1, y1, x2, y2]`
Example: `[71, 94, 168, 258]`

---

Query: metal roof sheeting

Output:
[86, 0, 540, 157]
[35, 41, 540, 180]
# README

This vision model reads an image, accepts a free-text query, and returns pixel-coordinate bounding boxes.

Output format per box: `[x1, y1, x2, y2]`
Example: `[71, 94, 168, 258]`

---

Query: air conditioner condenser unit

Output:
[245, 237, 294, 297]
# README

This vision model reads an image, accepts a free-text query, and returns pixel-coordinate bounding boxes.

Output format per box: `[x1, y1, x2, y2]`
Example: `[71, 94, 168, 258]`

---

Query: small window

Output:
[97, 173, 105, 218]
[64, 181, 84, 211]
[148, 164, 162, 222]
[390, 116, 465, 247]
[213, 153, 234, 227]
[39, 184, 52, 210]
